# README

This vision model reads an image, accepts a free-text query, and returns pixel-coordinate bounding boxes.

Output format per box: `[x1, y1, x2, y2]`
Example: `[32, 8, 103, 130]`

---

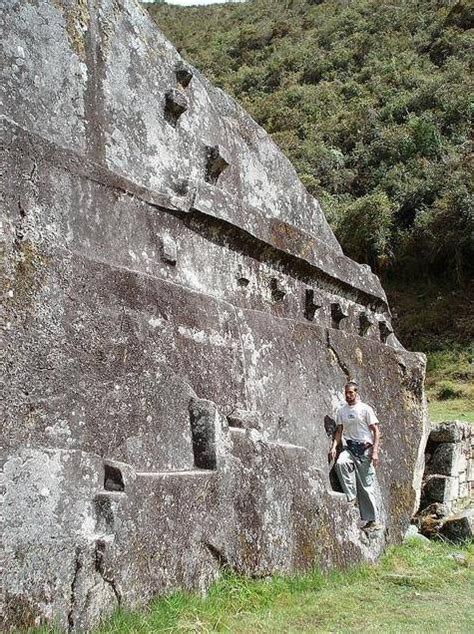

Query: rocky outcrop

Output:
[1, 0, 427, 630]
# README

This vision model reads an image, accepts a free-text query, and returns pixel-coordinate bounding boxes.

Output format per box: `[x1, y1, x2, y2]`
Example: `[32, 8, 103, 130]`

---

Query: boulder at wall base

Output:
[439, 509, 474, 543]
[404, 524, 430, 543]
[415, 502, 450, 538]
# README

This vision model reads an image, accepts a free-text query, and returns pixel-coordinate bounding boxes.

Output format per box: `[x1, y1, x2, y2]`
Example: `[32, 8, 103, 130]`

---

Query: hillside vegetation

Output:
[148, 0, 473, 418]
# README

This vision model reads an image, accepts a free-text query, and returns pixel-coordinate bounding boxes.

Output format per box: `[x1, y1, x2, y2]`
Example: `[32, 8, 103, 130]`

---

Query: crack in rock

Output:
[326, 331, 351, 381]
[67, 548, 83, 632]
[203, 541, 230, 571]
[94, 539, 122, 606]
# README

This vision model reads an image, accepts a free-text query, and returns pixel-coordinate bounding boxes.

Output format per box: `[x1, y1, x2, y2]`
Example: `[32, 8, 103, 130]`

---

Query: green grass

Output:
[91, 540, 473, 633]
[425, 347, 474, 423]
[428, 397, 474, 423]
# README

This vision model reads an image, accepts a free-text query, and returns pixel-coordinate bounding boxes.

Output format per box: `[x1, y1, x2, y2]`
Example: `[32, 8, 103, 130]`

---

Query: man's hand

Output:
[369, 423, 380, 468]
[328, 447, 337, 464]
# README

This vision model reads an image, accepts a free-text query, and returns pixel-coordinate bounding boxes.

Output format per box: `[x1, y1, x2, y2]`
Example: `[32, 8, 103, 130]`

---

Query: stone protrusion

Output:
[305, 288, 322, 321]
[189, 398, 218, 470]
[205, 145, 230, 184]
[331, 302, 348, 329]
[164, 89, 189, 126]
[359, 312, 374, 336]
[175, 62, 193, 88]
[95, 495, 115, 533]
[227, 409, 262, 431]
[270, 277, 286, 303]
[379, 320, 393, 343]
[161, 235, 178, 265]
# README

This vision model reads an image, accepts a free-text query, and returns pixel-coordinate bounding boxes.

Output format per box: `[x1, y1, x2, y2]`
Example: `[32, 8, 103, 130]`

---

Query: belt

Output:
[346, 440, 372, 456]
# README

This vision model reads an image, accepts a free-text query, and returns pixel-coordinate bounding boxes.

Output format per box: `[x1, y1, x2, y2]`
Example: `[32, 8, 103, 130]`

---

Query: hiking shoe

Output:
[362, 521, 382, 533]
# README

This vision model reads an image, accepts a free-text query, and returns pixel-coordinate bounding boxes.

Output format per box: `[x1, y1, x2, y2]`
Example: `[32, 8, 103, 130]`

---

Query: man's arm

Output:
[369, 423, 380, 467]
[328, 424, 343, 463]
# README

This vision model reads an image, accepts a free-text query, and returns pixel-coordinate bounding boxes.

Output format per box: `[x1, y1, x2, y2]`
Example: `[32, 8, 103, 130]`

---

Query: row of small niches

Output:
[157, 233, 392, 342]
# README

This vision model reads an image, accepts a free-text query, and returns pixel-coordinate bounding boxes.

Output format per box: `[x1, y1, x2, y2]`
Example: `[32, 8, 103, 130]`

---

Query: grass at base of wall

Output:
[86, 540, 473, 634]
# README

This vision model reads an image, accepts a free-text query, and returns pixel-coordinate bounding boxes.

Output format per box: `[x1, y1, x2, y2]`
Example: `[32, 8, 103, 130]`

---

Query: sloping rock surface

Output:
[1, 0, 427, 629]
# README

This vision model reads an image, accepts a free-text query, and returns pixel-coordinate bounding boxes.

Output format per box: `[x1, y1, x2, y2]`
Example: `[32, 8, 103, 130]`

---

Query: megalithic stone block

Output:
[161, 235, 178, 265]
[164, 88, 189, 126]
[359, 312, 374, 336]
[429, 421, 465, 443]
[3, 0, 428, 629]
[426, 442, 460, 477]
[305, 288, 322, 321]
[440, 509, 474, 543]
[423, 474, 457, 505]
[331, 302, 349, 329]
[270, 277, 286, 303]
[205, 144, 230, 184]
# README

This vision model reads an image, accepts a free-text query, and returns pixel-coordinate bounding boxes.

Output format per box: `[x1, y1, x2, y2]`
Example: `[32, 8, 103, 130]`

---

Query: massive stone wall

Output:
[1, 0, 428, 629]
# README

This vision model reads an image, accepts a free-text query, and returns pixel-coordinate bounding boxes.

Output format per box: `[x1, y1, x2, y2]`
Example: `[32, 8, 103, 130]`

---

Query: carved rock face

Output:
[1, 0, 427, 630]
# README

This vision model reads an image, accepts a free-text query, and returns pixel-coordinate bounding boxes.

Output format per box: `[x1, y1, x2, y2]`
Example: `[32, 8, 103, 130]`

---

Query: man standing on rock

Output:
[328, 381, 381, 532]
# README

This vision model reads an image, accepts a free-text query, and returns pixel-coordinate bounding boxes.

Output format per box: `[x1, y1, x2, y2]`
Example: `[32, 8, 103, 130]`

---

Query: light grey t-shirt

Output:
[336, 401, 379, 444]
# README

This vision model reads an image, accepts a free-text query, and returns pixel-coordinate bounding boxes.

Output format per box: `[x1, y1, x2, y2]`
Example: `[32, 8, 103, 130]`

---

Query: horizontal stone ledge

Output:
[135, 469, 217, 478]
[265, 440, 309, 451]
[429, 421, 471, 443]
[191, 180, 387, 307]
[4, 117, 387, 311]
[95, 491, 126, 499]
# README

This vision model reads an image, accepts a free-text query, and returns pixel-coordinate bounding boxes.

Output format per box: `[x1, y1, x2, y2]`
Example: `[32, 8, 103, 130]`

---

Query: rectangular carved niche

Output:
[104, 463, 125, 492]
[189, 398, 218, 470]
[205, 145, 230, 185]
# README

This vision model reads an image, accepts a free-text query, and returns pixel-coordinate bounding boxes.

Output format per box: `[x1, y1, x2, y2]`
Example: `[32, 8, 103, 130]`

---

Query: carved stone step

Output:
[136, 469, 217, 478]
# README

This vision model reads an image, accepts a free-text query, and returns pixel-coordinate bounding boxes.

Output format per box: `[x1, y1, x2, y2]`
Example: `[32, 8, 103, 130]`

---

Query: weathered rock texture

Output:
[1, 0, 427, 630]
[416, 421, 473, 540]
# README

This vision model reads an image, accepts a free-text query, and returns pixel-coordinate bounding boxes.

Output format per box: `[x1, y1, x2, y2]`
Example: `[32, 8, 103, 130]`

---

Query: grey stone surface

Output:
[426, 442, 460, 477]
[422, 475, 457, 504]
[1, 0, 428, 630]
[440, 509, 474, 543]
[429, 421, 465, 443]
[403, 524, 430, 543]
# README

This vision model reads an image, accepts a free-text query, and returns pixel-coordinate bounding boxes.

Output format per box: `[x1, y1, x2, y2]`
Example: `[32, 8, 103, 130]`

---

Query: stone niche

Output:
[1, 0, 427, 630]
